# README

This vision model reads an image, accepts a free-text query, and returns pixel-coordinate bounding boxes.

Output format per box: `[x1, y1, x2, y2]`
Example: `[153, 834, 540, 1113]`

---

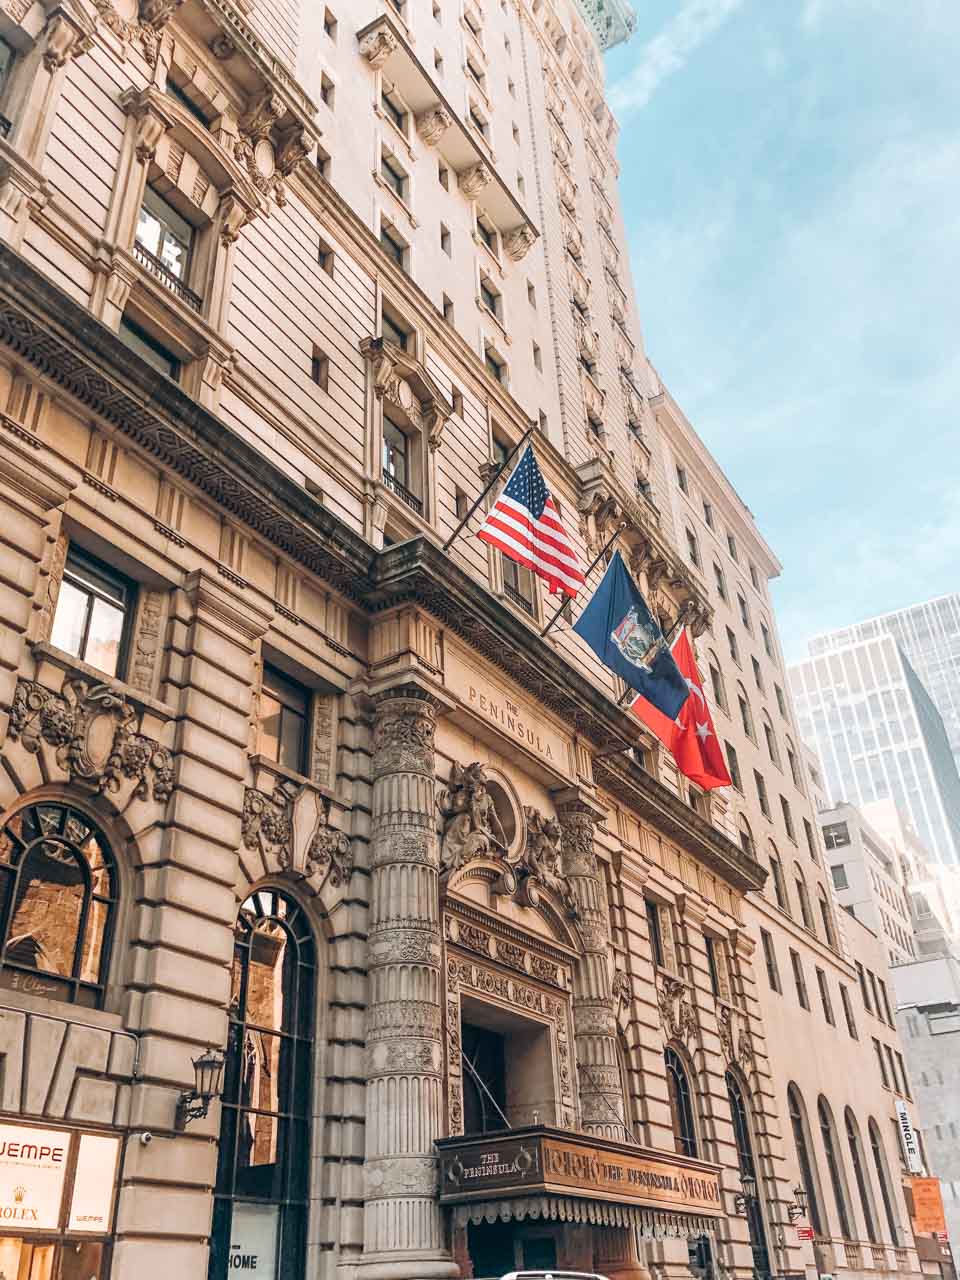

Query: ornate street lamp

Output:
[734, 1172, 759, 1215]
[787, 1185, 809, 1223]
[175, 1047, 226, 1130]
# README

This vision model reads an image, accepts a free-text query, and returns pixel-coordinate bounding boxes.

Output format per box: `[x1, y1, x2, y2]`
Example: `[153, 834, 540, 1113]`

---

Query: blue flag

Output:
[573, 551, 689, 720]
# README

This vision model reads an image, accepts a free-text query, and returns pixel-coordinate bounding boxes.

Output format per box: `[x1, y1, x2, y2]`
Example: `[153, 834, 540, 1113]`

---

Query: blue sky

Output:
[606, 0, 960, 661]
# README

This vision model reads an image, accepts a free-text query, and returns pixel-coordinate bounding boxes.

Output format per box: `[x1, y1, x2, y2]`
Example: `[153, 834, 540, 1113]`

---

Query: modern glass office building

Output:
[790, 633, 960, 867]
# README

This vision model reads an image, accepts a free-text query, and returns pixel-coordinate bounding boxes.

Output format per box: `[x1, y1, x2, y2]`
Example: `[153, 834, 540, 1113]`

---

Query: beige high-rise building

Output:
[0, 5, 930, 1280]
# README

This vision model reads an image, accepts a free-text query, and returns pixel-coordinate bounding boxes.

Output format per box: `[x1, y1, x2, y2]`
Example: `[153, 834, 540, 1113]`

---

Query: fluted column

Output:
[557, 789, 626, 1140]
[360, 687, 458, 1280]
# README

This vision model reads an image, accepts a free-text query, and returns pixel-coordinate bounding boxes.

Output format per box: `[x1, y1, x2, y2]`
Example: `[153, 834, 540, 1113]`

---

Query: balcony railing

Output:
[894, 1248, 909, 1268]
[381, 468, 423, 515]
[503, 580, 535, 616]
[871, 1246, 888, 1268]
[133, 239, 203, 312]
[843, 1243, 863, 1269]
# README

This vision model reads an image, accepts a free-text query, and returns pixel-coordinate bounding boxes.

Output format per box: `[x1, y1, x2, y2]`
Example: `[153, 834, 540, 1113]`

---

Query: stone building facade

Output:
[0, 6, 928, 1280]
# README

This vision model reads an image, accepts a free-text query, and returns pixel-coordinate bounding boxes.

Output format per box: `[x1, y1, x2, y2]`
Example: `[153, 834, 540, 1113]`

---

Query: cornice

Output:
[0, 243, 765, 896]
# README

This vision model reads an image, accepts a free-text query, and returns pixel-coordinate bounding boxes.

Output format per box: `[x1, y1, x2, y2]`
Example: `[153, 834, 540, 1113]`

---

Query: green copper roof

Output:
[573, 0, 637, 50]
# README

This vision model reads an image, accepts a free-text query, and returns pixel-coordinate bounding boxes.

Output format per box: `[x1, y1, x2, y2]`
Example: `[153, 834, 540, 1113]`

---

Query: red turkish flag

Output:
[631, 628, 732, 791]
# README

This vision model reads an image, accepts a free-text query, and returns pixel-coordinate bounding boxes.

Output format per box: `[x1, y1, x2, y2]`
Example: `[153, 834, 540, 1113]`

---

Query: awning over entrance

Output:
[437, 1125, 725, 1241]
[450, 1194, 718, 1240]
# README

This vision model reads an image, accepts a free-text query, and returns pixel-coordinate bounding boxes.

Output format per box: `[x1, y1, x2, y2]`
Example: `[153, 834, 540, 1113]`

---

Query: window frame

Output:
[50, 544, 135, 680]
[258, 664, 310, 775]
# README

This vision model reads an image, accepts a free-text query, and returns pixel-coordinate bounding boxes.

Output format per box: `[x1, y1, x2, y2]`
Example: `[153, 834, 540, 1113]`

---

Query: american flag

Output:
[477, 446, 585, 598]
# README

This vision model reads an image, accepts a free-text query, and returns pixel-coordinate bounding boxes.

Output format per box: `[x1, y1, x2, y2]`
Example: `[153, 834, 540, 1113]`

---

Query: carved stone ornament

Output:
[242, 780, 353, 887]
[232, 95, 311, 207]
[657, 975, 698, 1046]
[416, 106, 453, 147]
[10, 677, 173, 802]
[41, 11, 93, 70]
[518, 807, 577, 916]
[360, 337, 453, 452]
[371, 695, 436, 777]
[504, 225, 536, 263]
[612, 968, 630, 1007]
[718, 1003, 754, 1069]
[459, 163, 492, 200]
[360, 26, 398, 70]
[439, 761, 507, 872]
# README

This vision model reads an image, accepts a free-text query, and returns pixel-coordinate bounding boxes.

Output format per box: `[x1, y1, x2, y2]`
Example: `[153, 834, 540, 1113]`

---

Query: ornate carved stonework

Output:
[241, 782, 353, 887]
[41, 12, 93, 69]
[459, 163, 491, 199]
[10, 677, 173, 801]
[658, 975, 698, 1046]
[33, 531, 67, 644]
[519, 807, 575, 913]
[504, 225, 536, 262]
[359, 25, 398, 69]
[360, 336, 453, 452]
[416, 107, 453, 147]
[439, 761, 506, 871]
[128, 590, 165, 695]
[612, 968, 630, 1007]
[371, 692, 436, 776]
[718, 1003, 755, 1069]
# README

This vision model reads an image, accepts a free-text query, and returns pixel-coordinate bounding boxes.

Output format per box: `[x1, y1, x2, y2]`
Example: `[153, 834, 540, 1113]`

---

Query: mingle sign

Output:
[437, 1127, 723, 1216]
[896, 1100, 924, 1175]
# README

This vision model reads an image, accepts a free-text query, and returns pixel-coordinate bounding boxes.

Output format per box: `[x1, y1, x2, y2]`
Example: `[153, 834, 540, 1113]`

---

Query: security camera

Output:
[138, 1131, 153, 1147]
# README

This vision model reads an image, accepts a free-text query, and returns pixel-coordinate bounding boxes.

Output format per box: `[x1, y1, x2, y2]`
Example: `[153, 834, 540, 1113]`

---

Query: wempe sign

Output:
[0, 1124, 69, 1230]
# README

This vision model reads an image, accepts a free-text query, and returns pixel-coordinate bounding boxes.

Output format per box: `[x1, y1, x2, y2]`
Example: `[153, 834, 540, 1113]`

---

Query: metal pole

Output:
[441, 425, 534, 553]
[539, 522, 626, 639]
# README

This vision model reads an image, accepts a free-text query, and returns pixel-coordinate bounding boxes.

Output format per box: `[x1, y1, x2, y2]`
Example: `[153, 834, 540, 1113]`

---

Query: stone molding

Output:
[657, 975, 698, 1048]
[360, 336, 453, 452]
[717, 1002, 755, 1071]
[9, 674, 173, 802]
[241, 775, 353, 888]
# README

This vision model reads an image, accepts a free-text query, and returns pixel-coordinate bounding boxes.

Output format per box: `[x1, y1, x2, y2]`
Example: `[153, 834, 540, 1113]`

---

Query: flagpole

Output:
[539, 522, 627, 639]
[441, 426, 534, 553]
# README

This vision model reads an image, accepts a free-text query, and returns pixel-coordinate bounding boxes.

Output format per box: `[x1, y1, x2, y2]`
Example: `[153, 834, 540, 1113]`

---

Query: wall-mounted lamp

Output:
[175, 1047, 226, 1130]
[734, 1172, 758, 1215]
[787, 1185, 808, 1223]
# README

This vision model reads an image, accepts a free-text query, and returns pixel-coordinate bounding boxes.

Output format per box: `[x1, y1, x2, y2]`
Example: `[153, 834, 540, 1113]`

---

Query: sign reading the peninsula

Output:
[445, 643, 572, 774]
[437, 1128, 723, 1216]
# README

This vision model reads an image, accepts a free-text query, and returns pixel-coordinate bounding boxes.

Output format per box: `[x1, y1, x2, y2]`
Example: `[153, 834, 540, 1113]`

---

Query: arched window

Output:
[818, 1097, 853, 1239]
[768, 843, 790, 914]
[707, 650, 727, 713]
[618, 1031, 639, 1143]
[727, 1071, 771, 1280]
[737, 683, 755, 741]
[739, 816, 756, 857]
[0, 801, 117, 1006]
[665, 1047, 697, 1157]
[818, 885, 837, 948]
[762, 715, 780, 767]
[210, 889, 316, 1280]
[788, 1085, 824, 1236]
[794, 864, 814, 932]
[868, 1118, 901, 1243]
[845, 1109, 879, 1243]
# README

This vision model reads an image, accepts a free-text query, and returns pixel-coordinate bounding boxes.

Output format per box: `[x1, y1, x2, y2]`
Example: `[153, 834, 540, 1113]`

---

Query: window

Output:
[790, 950, 810, 1009]
[749, 562, 760, 590]
[804, 818, 819, 863]
[310, 347, 329, 391]
[442, 294, 454, 324]
[434, 48, 444, 73]
[466, 57, 486, 92]
[119, 315, 180, 379]
[381, 87, 407, 132]
[51, 545, 133, 678]
[878, 978, 894, 1026]
[484, 344, 507, 384]
[895, 1052, 911, 1100]
[527, 281, 536, 307]
[727, 532, 738, 561]
[645, 897, 664, 968]
[819, 1098, 854, 1239]
[818, 886, 836, 947]
[770, 852, 790, 913]
[873, 1037, 889, 1087]
[320, 72, 335, 108]
[686, 527, 701, 569]
[884, 1044, 898, 1095]
[869, 1119, 901, 1244]
[763, 720, 780, 766]
[737, 593, 750, 629]
[751, 656, 764, 692]
[787, 747, 801, 787]
[780, 796, 796, 841]
[831, 864, 849, 890]
[761, 621, 774, 659]
[868, 970, 881, 1018]
[440, 222, 451, 255]
[476, 214, 498, 254]
[725, 742, 742, 792]
[469, 103, 489, 141]
[823, 821, 850, 849]
[258, 665, 309, 773]
[743, 920, 773, 994]
[726, 1073, 771, 1277]
[704, 935, 722, 998]
[856, 961, 873, 1012]
[676, 464, 688, 494]
[323, 7, 337, 38]
[381, 149, 408, 199]
[532, 343, 542, 372]
[840, 985, 858, 1038]
[480, 276, 501, 319]
[738, 816, 756, 857]
[0, 801, 117, 1007]
[135, 185, 193, 282]
[315, 144, 331, 180]
[754, 770, 770, 818]
[709, 662, 727, 712]
[845, 1110, 879, 1244]
[703, 500, 714, 528]
[714, 562, 728, 601]
[211, 889, 315, 1280]
[796, 870, 814, 931]
[381, 306, 412, 352]
[726, 627, 739, 665]
[317, 236, 334, 275]
[665, 1048, 697, 1157]
[788, 1087, 824, 1235]
[501, 555, 535, 616]
[380, 220, 408, 269]
[816, 969, 835, 1024]
[775, 684, 787, 717]
[438, 160, 450, 190]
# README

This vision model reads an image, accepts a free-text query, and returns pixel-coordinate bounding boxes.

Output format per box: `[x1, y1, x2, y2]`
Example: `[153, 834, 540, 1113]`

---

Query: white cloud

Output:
[608, 0, 747, 117]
